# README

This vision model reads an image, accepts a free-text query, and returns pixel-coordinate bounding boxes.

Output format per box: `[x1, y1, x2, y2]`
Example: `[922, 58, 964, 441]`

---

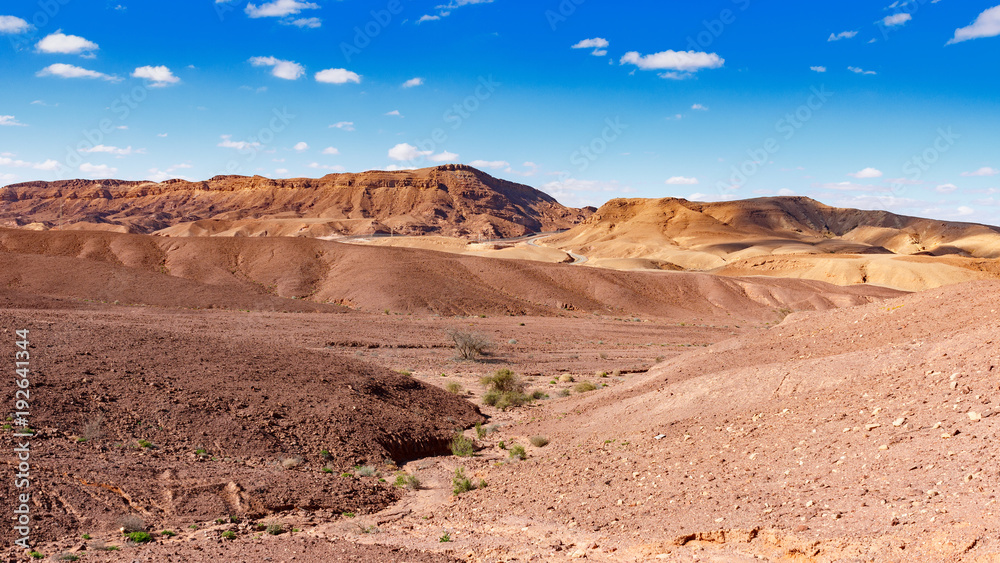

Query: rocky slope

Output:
[0, 165, 592, 239]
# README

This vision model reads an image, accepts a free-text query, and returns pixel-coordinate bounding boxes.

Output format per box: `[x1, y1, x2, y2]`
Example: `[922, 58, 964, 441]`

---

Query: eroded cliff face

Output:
[0, 164, 592, 238]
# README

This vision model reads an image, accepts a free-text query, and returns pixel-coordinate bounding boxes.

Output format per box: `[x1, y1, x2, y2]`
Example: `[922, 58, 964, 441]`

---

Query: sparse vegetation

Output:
[195, 448, 208, 456]
[104, 546, 120, 551]
[448, 329, 491, 360]
[574, 382, 597, 393]
[160, 530, 176, 537]
[509, 444, 527, 460]
[117, 514, 146, 533]
[221, 530, 236, 540]
[481, 368, 532, 410]
[265, 522, 284, 535]
[55, 554, 79, 561]
[439, 532, 452, 542]
[342, 512, 356, 518]
[529, 435, 549, 447]
[445, 382, 463, 394]
[28, 552, 44, 560]
[281, 456, 304, 469]
[125, 531, 152, 543]
[355, 465, 377, 477]
[320, 449, 332, 460]
[81, 534, 91, 540]
[474, 422, 486, 439]
[393, 472, 421, 490]
[452, 467, 475, 495]
[450, 433, 475, 457]
[137, 439, 154, 449]
[558, 374, 575, 383]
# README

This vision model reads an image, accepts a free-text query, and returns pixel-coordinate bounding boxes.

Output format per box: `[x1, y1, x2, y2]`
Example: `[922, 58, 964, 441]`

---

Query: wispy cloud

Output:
[0, 115, 26, 127]
[36, 63, 119, 81]
[245, 0, 318, 18]
[80, 145, 146, 156]
[882, 13, 912, 27]
[848, 66, 877, 75]
[828, 30, 858, 41]
[961, 166, 999, 177]
[948, 6, 1000, 44]
[402, 77, 424, 88]
[417, 0, 493, 23]
[571, 37, 609, 56]
[665, 176, 699, 185]
[810, 66, 827, 73]
[330, 121, 355, 131]
[848, 167, 883, 179]
[218, 135, 261, 151]
[249, 56, 305, 80]
[468, 160, 510, 170]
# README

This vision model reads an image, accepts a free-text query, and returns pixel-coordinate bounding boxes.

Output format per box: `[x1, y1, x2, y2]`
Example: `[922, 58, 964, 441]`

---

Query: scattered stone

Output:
[893, 417, 906, 427]
[968, 411, 982, 422]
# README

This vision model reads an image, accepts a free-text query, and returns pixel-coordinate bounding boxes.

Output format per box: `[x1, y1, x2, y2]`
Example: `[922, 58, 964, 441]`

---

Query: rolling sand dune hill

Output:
[0, 165, 591, 239]
[545, 196, 1000, 290]
[436, 280, 1000, 560]
[0, 228, 902, 319]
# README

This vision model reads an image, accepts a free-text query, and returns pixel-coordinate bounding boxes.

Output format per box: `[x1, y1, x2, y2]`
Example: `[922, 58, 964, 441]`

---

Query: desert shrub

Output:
[160, 530, 175, 537]
[574, 382, 597, 393]
[265, 522, 284, 535]
[125, 531, 152, 543]
[55, 554, 78, 561]
[355, 465, 377, 477]
[480, 369, 532, 410]
[322, 467, 333, 474]
[28, 552, 43, 560]
[529, 436, 549, 448]
[445, 382, 463, 394]
[558, 374, 575, 383]
[320, 449, 332, 460]
[281, 456, 304, 469]
[342, 512, 356, 518]
[117, 514, 146, 533]
[509, 444, 526, 460]
[137, 439, 154, 449]
[452, 468, 474, 495]
[474, 422, 486, 439]
[450, 434, 475, 457]
[531, 390, 548, 400]
[393, 472, 421, 490]
[221, 530, 236, 540]
[558, 389, 571, 397]
[439, 532, 452, 542]
[448, 329, 491, 360]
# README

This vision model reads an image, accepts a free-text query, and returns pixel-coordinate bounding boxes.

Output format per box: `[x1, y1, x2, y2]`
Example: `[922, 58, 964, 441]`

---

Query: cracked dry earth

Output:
[4, 280, 1000, 562]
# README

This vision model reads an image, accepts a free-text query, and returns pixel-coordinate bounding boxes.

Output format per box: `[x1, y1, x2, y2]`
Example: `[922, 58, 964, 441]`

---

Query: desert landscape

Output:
[3, 2, 1000, 561]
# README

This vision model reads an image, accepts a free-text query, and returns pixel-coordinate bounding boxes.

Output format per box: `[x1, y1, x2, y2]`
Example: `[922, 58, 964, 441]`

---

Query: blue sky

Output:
[1, 0, 999, 224]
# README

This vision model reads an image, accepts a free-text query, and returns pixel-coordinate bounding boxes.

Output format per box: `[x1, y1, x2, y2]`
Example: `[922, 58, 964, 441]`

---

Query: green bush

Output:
[445, 382, 462, 394]
[28, 552, 44, 560]
[450, 434, 475, 457]
[439, 532, 451, 542]
[221, 530, 236, 540]
[355, 465, 376, 477]
[480, 369, 532, 410]
[393, 472, 420, 490]
[509, 444, 526, 460]
[574, 382, 597, 393]
[452, 467, 474, 495]
[126, 531, 152, 543]
[266, 522, 284, 536]
[160, 530, 176, 537]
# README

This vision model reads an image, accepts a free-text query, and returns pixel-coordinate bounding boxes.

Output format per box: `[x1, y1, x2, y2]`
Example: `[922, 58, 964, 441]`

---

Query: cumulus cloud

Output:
[321, 147, 339, 155]
[388, 143, 430, 161]
[620, 50, 724, 80]
[245, 0, 318, 18]
[848, 66, 877, 75]
[935, 183, 958, 193]
[962, 166, 999, 177]
[249, 56, 305, 80]
[218, 135, 261, 151]
[571, 37, 609, 56]
[0, 155, 62, 171]
[289, 17, 321, 28]
[688, 192, 740, 202]
[429, 151, 459, 163]
[308, 162, 346, 172]
[132, 65, 180, 87]
[80, 145, 145, 156]
[0, 16, 30, 34]
[828, 31, 858, 41]
[384, 110, 402, 117]
[79, 163, 118, 177]
[848, 167, 883, 179]
[882, 13, 912, 26]
[949, 6, 1000, 44]
[293, 142, 309, 152]
[36, 63, 119, 81]
[36, 32, 98, 55]
[330, 121, 355, 131]
[402, 77, 424, 88]
[468, 160, 510, 170]
[665, 176, 699, 185]
[810, 66, 827, 72]
[0, 115, 26, 127]
[315, 68, 361, 84]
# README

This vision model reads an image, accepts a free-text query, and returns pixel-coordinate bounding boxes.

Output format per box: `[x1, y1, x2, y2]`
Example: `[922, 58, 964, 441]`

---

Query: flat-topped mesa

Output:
[0, 166, 593, 238]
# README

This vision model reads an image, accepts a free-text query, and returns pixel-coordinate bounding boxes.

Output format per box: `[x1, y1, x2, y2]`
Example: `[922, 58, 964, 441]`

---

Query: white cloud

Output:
[384, 110, 402, 117]
[321, 147, 339, 155]
[402, 77, 424, 88]
[848, 66, 877, 75]
[388, 143, 431, 161]
[620, 50, 724, 79]
[417, 14, 441, 23]
[132, 65, 180, 87]
[815, 181, 889, 192]
[384, 164, 418, 171]
[293, 142, 309, 152]
[157, 133, 169, 137]
[289, 17, 321, 28]
[571, 37, 609, 56]
[36, 32, 98, 55]
[810, 66, 827, 73]
[249, 56, 305, 80]
[245, 0, 318, 18]
[690, 104, 708, 111]
[429, 151, 459, 163]
[962, 166, 999, 177]
[665, 176, 699, 185]
[418, 0, 493, 22]
[956, 206, 975, 216]
[0, 173, 16, 182]
[275, 168, 289, 174]
[469, 160, 510, 170]
[0, 156, 62, 171]
[34, 159, 62, 171]
[79, 163, 118, 177]
[330, 121, 355, 131]
[218, 135, 261, 151]
[949, 6, 1000, 44]
[308, 162, 346, 172]
[848, 167, 883, 178]
[147, 167, 193, 182]
[80, 145, 145, 156]
[0, 16, 30, 34]
[828, 31, 858, 41]
[541, 177, 626, 206]
[935, 183, 958, 193]
[688, 192, 740, 202]
[0, 115, 26, 127]
[315, 68, 361, 84]
[882, 13, 912, 26]
[36, 63, 118, 81]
